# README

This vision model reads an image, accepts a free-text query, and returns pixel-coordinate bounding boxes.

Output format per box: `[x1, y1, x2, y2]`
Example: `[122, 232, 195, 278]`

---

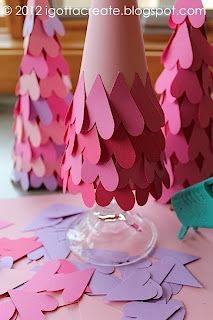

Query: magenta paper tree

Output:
[62, 0, 169, 211]
[155, 0, 213, 203]
[12, 0, 72, 191]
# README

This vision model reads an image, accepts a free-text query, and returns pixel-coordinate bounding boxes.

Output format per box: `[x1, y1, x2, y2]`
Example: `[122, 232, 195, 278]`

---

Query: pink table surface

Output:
[0, 193, 213, 320]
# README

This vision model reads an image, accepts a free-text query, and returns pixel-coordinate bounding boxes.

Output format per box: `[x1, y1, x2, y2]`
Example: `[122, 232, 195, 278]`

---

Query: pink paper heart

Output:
[19, 95, 30, 121]
[40, 73, 68, 98]
[77, 127, 101, 164]
[31, 157, 46, 177]
[155, 67, 178, 103]
[33, 141, 57, 164]
[86, 75, 115, 140]
[96, 183, 135, 211]
[162, 98, 181, 135]
[180, 97, 198, 128]
[24, 120, 41, 148]
[171, 69, 203, 104]
[48, 93, 68, 120]
[18, 71, 40, 101]
[172, 0, 206, 28]
[9, 290, 58, 320]
[110, 73, 144, 136]
[82, 159, 119, 192]
[46, 54, 69, 76]
[103, 125, 136, 169]
[165, 132, 189, 164]
[40, 120, 66, 145]
[188, 126, 210, 160]
[67, 177, 95, 208]
[14, 141, 32, 163]
[21, 54, 48, 79]
[28, 19, 59, 57]
[45, 268, 95, 304]
[162, 22, 193, 70]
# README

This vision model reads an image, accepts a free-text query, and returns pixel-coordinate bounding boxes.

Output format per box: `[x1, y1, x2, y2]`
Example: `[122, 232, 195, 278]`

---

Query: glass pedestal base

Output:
[67, 203, 157, 266]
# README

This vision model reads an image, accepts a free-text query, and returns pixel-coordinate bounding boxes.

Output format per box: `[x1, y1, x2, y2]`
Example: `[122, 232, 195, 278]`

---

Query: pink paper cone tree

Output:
[62, 0, 169, 211]
[155, 0, 213, 203]
[12, 0, 72, 191]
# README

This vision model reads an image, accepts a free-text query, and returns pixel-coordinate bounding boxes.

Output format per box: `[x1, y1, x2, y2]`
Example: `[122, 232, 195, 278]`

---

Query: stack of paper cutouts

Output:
[12, 0, 72, 191]
[62, 0, 169, 211]
[155, 0, 213, 203]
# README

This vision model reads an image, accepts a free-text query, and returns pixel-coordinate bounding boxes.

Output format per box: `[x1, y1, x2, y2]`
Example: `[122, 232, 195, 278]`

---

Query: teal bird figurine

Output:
[171, 177, 213, 240]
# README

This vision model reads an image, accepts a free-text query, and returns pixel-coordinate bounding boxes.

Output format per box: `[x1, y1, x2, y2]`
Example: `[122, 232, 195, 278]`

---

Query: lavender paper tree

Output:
[12, 0, 72, 191]
[155, 0, 213, 203]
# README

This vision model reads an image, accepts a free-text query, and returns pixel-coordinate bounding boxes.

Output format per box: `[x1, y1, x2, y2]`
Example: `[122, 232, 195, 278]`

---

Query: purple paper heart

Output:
[0, 256, 13, 269]
[106, 270, 158, 302]
[42, 16, 65, 37]
[30, 174, 58, 192]
[31, 98, 53, 125]
[11, 169, 30, 191]
[88, 271, 121, 296]
[23, 13, 35, 37]
[147, 257, 176, 284]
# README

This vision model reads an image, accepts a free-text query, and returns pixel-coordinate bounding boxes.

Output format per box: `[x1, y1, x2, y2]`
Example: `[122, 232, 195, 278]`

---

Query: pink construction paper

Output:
[21, 260, 61, 292]
[79, 295, 122, 320]
[0, 237, 42, 262]
[18, 71, 40, 101]
[20, 54, 48, 79]
[162, 99, 181, 135]
[9, 290, 58, 320]
[45, 268, 95, 304]
[171, 69, 203, 104]
[162, 22, 193, 70]
[155, 67, 178, 103]
[70, 73, 85, 133]
[0, 268, 34, 295]
[40, 73, 68, 99]
[77, 127, 101, 165]
[165, 132, 189, 164]
[171, 0, 206, 28]
[46, 55, 69, 77]
[86, 75, 115, 140]
[110, 73, 144, 136]
[0, 300, 16, 320]
[48, 94, 68, 121]
[28, 19, 60, 57]
[188, 126, 210, 160]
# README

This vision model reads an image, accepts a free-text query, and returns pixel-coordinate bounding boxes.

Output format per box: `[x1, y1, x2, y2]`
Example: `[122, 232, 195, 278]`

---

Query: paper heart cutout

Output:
[102, 125, 136, 169]
[171, 69, 203, 104]
[0, 256, 13, 269]
[174, 162, 201, 186]
[165, 132, 189, 164]
[21, 54, 48, 79]
[23, 12, 35, 37]
[162, 98, 181, 135]
[19, 94, 31, 121]
[86, 75, 115, 140]
[9, 290, 58, 320]
[31, 98, 53, 125]
[31, 157, 46, 177]
[106, 269, 158, 301]
[14, 141, 32, 163]
[162, 22, 193, 70]
[131, 73, 163, 132]
[18, 71, 40, 101]
[88, 271, 120, 296]
[46, 54, 69, 76]
[67, 177, 96, 208]
[30, 174, 58, 191]
[171, 0, 206, 28]
[123, 299, 183, 320]
[24, 120, 41, 148]
[22, 260, 61, 292]
[74, 127, 101, 165]
[82, 159, 119, 192]
[0, 237, 42, 261]
[155, 66, 178, 103]
[45, 268, 95, 303]
[48, 93, 68, 120]
[0, 268, 34, 295]
[188, 126, 210, 160]
[43, 16, 65, 36]
[12, 169, 30, 191]
[110, 73, 144, 136]
[202, 64, 213, 95]
[40, 73, 68, 98]
[29, 19, 59, 57]
[190, 28, 213, 71]
[0, 300, 16, 320]
[33, 141, 57, 163]
[180, 97, 198, 128]
[40, 120, 66, 145]
[96, 183, 135, 211]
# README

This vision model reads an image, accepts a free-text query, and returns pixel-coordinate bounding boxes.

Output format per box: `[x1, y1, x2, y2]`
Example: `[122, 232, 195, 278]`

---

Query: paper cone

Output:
[81, 0, 147, 93]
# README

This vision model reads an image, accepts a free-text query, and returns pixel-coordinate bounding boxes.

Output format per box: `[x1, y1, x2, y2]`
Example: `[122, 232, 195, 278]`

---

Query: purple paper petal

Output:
[152, 247, 199, 265]
[31, 98, 53, 126]
[43, 16, 65, 37]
